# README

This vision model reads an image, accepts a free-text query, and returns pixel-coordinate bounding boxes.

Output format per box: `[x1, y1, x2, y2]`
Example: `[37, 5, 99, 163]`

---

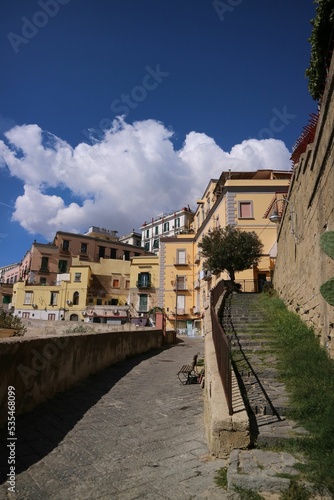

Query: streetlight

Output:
[269, 198, 298, 240]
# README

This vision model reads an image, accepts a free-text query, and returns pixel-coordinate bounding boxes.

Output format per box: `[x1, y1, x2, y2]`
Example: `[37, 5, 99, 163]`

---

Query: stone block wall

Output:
[0, 329, 163, 427]
[273, 53, 334, 355]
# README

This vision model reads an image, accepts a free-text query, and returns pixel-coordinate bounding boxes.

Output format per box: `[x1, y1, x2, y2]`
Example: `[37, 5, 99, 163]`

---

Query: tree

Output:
[0, 310, 26, 336]
[199, 225, 264, 282]
[306, 0, 334, 101]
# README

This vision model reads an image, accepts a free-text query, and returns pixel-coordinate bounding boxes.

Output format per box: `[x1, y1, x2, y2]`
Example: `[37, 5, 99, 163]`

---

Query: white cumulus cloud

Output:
[0, 118, 292, 240]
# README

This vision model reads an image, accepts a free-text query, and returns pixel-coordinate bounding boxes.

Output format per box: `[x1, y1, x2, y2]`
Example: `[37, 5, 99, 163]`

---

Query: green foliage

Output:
[63, 325, 94, 334]
[234, 487, 264, 499]
[280, 480, 311, 500]
[214, 466, 227, 488]
[0, 310, 26, 336]
[305, 0, 334, 101]
[320, 231, 334, 258]
[320, 277, 334, 305]
[258, 293, 334, 493]
[199, 226, 263, 281]
[320, 231, 334, 305]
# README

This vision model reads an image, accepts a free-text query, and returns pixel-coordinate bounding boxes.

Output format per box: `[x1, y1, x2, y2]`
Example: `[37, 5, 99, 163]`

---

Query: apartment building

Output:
[140, 207, 194, 253]
[159, 169, 291, 335]
[12, 256, 133, 323]
[129, 254, 160, 318]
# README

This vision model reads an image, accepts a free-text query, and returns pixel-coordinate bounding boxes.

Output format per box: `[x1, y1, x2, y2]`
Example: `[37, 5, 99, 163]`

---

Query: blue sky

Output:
[0, 0, 317, 267]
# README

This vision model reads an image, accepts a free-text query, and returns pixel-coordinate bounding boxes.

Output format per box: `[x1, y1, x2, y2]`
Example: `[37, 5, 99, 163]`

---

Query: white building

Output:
[140, 207, 195, 253]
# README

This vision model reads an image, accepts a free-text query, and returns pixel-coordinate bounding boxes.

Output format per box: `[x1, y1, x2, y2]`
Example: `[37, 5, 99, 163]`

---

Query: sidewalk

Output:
[0, 337, 238, 500]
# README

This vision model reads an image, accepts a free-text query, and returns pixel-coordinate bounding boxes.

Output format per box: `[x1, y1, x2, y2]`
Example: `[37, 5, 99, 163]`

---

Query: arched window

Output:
[70, 314, 79, 321]
[73, 291, 79, 305]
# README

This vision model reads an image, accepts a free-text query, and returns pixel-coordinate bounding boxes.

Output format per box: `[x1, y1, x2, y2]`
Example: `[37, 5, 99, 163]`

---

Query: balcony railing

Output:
[136, 280, 151, 289]
[172, 281, 187, 290]
[194, 252, 201, 263]
[138, 305, 148, 312]
[174, 255, 190, 266]
[202, 270, 212, 280]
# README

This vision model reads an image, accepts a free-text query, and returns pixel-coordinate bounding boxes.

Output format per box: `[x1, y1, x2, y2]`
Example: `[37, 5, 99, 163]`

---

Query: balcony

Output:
[39, 267, 50, 274]
[172, 281, 187, 291]
[138, 305, 149, 313]
[174, 255, 190, 266]
[203, 270, 212, 281]
[194, 252, 201, 263]
[136, 279, 151, 289]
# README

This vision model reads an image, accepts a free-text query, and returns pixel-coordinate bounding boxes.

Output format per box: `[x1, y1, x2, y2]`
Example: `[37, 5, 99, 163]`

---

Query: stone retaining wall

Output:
[273, 52, 334, 355]
[0, 329, 163, 427]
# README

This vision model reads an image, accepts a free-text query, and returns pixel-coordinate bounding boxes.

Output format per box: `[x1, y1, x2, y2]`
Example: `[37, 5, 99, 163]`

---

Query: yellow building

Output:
[129, 255, 160, 319]
[12, 257, 134, 324]
[159, 169, 291, 335]
[12, 265, 91, 322]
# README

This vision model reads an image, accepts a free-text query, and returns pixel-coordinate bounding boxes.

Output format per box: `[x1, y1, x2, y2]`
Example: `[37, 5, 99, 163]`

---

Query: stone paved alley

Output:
[0, 337, 238, 500]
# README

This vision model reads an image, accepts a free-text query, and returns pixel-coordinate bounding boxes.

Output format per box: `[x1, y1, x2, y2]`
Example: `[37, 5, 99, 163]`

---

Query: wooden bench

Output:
[177, 353, 199, 385]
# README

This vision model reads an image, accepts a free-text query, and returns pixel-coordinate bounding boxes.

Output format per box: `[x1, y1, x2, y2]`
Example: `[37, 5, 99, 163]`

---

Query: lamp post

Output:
[269, 198, 298, 239]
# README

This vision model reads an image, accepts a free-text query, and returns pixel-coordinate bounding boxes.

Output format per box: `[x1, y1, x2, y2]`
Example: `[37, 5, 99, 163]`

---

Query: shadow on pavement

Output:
[0, 347, 169, 484]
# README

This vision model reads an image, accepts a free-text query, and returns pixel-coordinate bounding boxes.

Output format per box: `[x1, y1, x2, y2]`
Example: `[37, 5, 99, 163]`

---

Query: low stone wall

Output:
[0, 329, 163, 428]
[21, 318, 155, 337]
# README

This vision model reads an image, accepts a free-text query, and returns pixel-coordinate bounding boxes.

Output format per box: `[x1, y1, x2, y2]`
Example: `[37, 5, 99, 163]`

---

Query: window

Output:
[154, 226, 159, 235]
[110, 248, 117, 259]
[58, 260, 67, 273]
[176, 295, 185, 315]
[74, 273, 81, 282]
[123, 250, 130, 261]
[73, 292, 79, 305]
[111, 298, 118, 305]
[40, 277, 47, 285]
[97, 298, 102, 305]
[24, 292, 33, 305]
[99, 246, 106, 258]
[81, 243, 87, 254]
[40, 256, 49, 272]
[113, 279, 120, 288]
[175, 275, 187, 290]
[50, 292, 58, 306]
[153, 239, 159, 249]
[175, 217, 180, 228]
[144, 242, 150, 251]
[48, 313, 56, 321]
[176, 249, 187, 265]
[62, 240, 69, 251]
[238, 201, 253, 219]
[146, 229, 149, 238]
[137, 272, 151, 288]
[139, 294, 148, 312]
[163, 222, 169, 232]
[22, 312, 30, 318]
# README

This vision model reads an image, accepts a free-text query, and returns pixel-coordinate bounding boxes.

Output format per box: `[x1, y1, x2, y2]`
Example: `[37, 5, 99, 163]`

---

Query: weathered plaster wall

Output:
[273, 53, 334, 355]
[0, 329, 163, 427]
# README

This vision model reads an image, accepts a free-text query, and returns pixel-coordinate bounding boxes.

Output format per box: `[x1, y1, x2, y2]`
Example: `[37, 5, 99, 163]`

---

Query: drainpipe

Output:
[175, 274, 178, 334]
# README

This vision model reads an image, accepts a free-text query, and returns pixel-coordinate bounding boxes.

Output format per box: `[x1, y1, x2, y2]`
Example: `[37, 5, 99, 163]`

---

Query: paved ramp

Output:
[0, 338, 236, 499]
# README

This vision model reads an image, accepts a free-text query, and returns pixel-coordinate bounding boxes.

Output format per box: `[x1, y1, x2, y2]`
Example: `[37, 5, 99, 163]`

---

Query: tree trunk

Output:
[228, 269, 235, 281]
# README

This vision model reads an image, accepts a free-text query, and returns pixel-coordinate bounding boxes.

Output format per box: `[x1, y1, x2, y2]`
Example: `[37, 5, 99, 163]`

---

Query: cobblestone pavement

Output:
[0, 337, 238, 500]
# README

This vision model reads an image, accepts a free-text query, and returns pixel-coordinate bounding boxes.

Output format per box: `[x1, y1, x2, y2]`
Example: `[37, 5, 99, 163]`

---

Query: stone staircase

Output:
[222, 292, 307, 447]
[219, 292, 329, 496]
